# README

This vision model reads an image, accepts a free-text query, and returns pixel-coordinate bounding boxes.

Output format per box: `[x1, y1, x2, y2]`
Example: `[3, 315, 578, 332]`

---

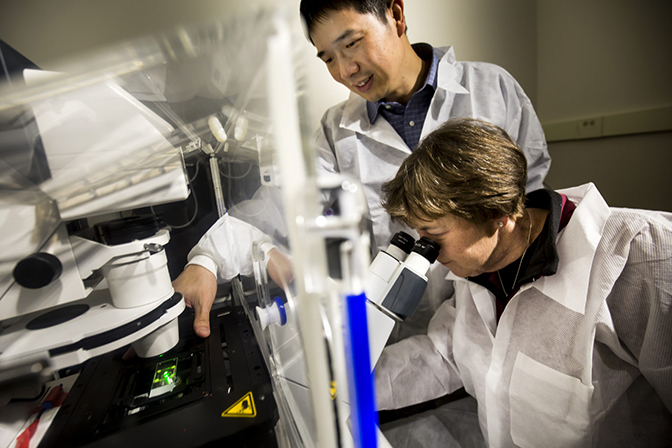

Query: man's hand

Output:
[266, 248, 294, 289]
[172, 264, 217, 338]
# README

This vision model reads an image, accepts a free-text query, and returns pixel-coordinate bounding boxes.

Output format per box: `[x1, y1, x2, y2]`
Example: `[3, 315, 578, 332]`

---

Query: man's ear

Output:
[390, 0, 406, 36]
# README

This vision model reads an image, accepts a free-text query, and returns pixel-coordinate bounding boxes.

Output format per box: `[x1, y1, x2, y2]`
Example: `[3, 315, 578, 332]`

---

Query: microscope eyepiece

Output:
[390, 231, 415, 254]
[412, 237, 441, 263]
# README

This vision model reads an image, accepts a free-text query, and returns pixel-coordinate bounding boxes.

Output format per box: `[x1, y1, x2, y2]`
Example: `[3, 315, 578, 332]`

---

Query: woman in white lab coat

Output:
[376, 118, 672, 447]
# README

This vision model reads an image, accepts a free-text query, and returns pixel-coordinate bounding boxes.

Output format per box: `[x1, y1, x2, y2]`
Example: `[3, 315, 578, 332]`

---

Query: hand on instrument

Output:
[266, 248, 294, 289]
[172, 264, 218, 338]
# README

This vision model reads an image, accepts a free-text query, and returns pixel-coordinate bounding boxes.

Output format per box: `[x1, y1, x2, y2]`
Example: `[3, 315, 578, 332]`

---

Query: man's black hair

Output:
[300, 0, 393, 41]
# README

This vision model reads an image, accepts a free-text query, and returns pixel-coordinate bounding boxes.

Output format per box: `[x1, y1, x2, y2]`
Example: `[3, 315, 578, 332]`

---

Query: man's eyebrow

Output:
[316, 29, 356, 59]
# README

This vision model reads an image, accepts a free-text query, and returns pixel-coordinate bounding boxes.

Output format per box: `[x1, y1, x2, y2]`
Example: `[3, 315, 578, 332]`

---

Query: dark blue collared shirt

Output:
[366, 43, 439, 150]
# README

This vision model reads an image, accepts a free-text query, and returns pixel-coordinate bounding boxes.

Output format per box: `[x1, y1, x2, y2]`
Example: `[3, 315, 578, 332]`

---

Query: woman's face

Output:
[411, 213, 500, 278]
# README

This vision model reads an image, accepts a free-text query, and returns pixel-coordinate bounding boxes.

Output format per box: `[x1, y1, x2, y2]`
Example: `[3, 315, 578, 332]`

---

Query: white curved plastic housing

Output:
[367, 251, 402, 306]
[133, 318, 180, 358]
[385, 244, 408, 261]
[402, 252, 432, 279]
[102, 248, 174, 309]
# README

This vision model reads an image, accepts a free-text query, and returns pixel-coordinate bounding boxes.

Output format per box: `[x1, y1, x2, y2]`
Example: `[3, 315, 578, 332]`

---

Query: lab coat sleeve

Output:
[314, 113, 339, 176]
[499, 72, 551, 192]
[457, 59, 551, 191]
[313, 108, 345, 208]
[187, 213, 274, 283]
[375, 297, 464, 410]
[607, 211, 672, 412]
[514, 92, 550, 192]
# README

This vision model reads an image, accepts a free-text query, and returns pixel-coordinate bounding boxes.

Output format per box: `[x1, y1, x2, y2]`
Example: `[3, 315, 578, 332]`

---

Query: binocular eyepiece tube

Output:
[367, 232, 440, 320]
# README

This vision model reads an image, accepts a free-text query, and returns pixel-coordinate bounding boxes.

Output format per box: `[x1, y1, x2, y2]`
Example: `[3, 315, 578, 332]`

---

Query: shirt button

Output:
[385, 104, 391, 109]
[409, 121, 415, 127]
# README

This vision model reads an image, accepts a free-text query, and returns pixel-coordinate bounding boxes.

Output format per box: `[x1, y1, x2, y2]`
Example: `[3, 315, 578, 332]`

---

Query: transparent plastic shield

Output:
[0, 7, 381, 448]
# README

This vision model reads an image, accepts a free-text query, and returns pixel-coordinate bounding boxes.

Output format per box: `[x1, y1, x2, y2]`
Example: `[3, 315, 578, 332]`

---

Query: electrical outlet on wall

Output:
[576, 117, 603, 139]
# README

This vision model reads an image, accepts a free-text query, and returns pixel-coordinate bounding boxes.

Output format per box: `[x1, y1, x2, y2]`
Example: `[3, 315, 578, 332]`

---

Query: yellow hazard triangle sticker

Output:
[222, 391, 256, 418]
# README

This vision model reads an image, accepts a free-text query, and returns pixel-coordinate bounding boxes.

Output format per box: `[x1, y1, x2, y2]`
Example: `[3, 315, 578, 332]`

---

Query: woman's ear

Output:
[495, 215, 510, 230]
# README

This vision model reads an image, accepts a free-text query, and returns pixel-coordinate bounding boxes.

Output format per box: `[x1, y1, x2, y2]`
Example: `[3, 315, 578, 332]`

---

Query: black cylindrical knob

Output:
[96, 214, 161, 246]
[390, 231, 415, 254]
[13, 252, 63, 289]
[412, 237, 441, 263]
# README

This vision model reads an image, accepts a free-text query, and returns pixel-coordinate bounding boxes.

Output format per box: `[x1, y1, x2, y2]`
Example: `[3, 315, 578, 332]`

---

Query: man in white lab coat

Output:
[175, 0, 551, 340]
[303, 0, 550, 252]
[378, 118, 672, 447]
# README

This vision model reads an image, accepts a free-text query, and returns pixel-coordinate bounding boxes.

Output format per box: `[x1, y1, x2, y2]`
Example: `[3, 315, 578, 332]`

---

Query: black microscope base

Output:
[41, 302, 278, 448]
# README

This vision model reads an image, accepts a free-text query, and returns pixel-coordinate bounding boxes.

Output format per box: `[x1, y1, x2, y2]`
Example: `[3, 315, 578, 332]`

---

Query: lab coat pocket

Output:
[509, 352, 595, 448]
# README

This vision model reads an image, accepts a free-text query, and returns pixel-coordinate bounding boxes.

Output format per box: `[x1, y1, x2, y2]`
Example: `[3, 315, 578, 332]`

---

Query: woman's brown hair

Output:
[382, 118, 528, 226]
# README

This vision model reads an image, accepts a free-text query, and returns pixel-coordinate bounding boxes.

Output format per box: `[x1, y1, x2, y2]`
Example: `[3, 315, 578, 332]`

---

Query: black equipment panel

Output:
[41, 302, 278, 448]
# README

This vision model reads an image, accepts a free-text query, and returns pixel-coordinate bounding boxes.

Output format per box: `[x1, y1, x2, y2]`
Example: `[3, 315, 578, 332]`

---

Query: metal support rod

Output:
[209, 154, 226, 217]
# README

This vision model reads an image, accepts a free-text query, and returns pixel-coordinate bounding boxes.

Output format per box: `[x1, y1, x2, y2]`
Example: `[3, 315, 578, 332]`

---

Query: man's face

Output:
[310, 7, 407, 103]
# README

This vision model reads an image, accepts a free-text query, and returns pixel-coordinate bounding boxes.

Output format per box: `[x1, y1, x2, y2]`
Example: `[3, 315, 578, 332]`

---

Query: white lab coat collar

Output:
[424, 46, 469, 141]
[534, 183, 611, 314]
[447, 183, 612, 315]
[340, 93, 408, 153]
[435, 46, 470, 96]
[338, 45, 470, 153]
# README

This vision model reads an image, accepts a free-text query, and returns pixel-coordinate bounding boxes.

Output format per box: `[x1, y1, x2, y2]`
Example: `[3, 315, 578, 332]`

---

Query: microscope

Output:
[254, 229, 440, 373]
[367, 232, 440, 318]
[0, 9, 434, 446]
[365, 232, 440, 369]
[0, 63, 190, 405]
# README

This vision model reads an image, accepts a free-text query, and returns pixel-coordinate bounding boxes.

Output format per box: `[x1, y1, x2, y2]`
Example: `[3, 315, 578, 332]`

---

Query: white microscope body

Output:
[0, 64, 190, 400]
[365, 232, 440, 370]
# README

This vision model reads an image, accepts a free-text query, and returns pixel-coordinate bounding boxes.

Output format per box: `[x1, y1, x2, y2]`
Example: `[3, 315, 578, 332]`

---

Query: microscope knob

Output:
[13, 253, 63, 289]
